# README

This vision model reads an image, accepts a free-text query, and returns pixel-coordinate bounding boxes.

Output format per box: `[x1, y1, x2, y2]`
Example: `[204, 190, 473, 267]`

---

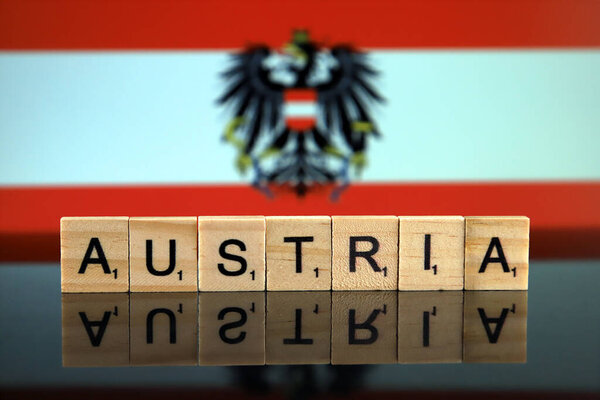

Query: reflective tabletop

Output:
[1, 261, 599, 398]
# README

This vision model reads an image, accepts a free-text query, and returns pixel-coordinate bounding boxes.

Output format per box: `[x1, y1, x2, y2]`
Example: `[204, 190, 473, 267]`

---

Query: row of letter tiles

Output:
[62, 291, 527, 366]
[60, 215, 530, 293]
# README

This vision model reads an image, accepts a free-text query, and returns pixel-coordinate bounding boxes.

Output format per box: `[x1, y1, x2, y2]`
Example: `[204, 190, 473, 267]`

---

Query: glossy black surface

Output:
[0, 261, 599, 396]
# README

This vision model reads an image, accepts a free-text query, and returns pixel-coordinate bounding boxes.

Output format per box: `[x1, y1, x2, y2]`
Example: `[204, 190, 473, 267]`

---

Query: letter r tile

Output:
[331, 291, 397, 364]
[332, 216, 398, 291]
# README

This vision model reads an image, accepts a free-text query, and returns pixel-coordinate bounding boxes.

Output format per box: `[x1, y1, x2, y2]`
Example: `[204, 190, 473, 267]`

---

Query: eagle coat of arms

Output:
[218, 30, 383, 197]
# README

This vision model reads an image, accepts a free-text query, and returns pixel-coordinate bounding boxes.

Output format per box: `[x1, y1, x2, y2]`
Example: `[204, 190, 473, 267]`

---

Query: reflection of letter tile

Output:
[398, 292, 463, 363]
[130, 217, 197, 292]
[399, 216, 464, 290]
[332, 216, 398, 291]
[266, 292, 331, 364]
[331, 292, 397, 364]
[198, 216, 265, 291]
[463, 291, 527, 363]
[465, 216, 529, 290]
[61, 217, 129, 292]
[266, 216, 331, 291]
[130, 293, 198, 366]
[62, 294, 129, 366]
[199, 292, 265, 365]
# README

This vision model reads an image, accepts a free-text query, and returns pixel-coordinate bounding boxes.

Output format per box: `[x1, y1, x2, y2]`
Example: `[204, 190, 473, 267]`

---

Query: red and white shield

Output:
[284, 89, 317, 131]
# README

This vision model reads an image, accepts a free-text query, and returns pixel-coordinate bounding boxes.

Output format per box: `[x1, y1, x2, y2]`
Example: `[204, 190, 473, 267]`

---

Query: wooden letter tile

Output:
[130, 217, 197, 292]
[331, 292, 397, 364]
[463, 291, 527, 363]
[399, 216, 464, 290]
[266, 292, 331, 364]
[266, 216, 331, 291]
[198, 216, 265, 291]
[62, 294, 129, 367]
[130, 293, 198, 366]
[61, 217, 129, 293]
[332, 216, 398, 290]
[398, 292, 463, 363]
[199, 292, 265, 365]
[465, 216, 529, 290]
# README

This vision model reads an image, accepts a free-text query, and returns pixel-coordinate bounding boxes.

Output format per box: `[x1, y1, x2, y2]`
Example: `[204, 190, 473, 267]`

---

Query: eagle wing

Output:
[218, 46, 285, 155]
[316, 46, 383, 153]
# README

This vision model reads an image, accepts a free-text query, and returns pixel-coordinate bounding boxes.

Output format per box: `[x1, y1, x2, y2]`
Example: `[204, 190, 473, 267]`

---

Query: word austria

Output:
[60, 216, 529, 293]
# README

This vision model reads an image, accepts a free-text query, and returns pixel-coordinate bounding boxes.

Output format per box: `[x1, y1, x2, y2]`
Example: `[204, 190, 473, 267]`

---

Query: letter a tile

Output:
[332, 216, 398, 290]
[61, 217, 129, 293]
[465, 216, 529, 290]
[62, 294, 129, 366]
[463, 291, 527, 363]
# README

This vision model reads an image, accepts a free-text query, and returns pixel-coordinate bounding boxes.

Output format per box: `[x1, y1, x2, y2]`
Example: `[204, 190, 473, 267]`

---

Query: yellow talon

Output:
[351, 151, 367, 176]
[235, 152, 253, 175]
[324, 145, 344, 158]
[352, 121, 374, 133]
[223, 117, 246, 150]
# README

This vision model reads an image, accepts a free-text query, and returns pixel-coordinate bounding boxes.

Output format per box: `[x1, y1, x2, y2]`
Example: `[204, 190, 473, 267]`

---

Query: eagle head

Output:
[284, 30, 317, 67]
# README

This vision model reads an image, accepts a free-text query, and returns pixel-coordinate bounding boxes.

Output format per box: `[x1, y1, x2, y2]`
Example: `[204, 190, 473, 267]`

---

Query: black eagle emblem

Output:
[218, 30, 383, 197]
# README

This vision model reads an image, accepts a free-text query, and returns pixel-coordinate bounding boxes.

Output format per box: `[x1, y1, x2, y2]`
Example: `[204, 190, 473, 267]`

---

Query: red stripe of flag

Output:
[1, 0, 600, 50]
[285, 89, 318, 102]
[1, 182, 599, 261]
[285, 118, 316, 131]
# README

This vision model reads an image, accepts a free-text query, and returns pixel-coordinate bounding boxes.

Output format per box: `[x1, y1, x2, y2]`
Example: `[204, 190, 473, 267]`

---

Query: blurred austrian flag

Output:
[0, 0, 599, 262]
